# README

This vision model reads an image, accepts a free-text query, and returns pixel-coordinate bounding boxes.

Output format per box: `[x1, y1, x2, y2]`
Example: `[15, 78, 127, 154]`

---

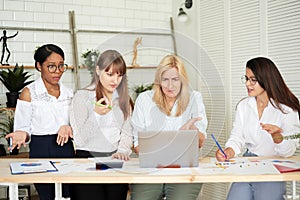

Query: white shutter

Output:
[197, 0, 299, 199]
[198, 0, 229, 199]
[267, 0, 300, 196]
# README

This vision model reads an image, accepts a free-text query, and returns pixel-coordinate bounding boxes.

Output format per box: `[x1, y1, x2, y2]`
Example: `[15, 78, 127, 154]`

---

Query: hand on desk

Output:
[216, 147, 235, 162]
[112, 152, 130, 161]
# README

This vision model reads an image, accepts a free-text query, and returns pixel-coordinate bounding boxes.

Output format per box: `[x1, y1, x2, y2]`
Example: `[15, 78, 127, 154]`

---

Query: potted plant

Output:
[81, 49, 100, 77]
[132, 83, 153, 101]
[0, 64, 34, 107]
[0, 109, 16, 155]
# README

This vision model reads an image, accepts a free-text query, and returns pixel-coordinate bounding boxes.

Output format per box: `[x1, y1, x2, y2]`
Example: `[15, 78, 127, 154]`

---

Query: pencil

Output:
[211, 134, 227, 159]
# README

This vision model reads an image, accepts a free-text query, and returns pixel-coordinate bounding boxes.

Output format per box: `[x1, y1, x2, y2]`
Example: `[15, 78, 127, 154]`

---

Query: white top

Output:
[70, 89, 132, 155]
[14, 77, 73, 136]
[132, 90, 208, 147]
[226, 97, 299, 157]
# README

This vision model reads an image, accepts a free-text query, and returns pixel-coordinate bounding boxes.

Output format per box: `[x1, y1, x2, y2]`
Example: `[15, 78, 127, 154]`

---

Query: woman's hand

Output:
[5, 131, 29, 151]
[94, 97, 112, 115]
[111, 152, 130, 161]
[134, 146, 139, 154]
[180, 117, 205, 147]
[260, 123, 283, 144]
[57, 125, 73, 146]
[179, 117, 202, 130]
[216, 147, 235, 162]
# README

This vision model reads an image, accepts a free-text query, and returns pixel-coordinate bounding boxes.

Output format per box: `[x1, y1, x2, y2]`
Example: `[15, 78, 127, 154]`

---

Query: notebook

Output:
[10, 160, 58, 174]
[138, 130, 199, 168]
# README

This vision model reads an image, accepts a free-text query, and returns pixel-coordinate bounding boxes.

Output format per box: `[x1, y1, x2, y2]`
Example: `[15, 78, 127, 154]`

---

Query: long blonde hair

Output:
[153, 55, 190, 116]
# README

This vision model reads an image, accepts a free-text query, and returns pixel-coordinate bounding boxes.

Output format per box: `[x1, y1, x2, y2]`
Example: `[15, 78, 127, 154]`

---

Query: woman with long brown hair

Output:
[70, 49, 133, 200]
[216, 57, 300, 200]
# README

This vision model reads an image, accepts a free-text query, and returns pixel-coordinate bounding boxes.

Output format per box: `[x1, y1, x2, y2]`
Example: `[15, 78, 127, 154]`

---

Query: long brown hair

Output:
[86, 50, 131, 119]
[246, 57, 300, 115]
[153, 55, 190, 116]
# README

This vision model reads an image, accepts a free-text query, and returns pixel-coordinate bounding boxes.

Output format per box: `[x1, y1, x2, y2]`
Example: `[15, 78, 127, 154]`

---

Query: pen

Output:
[211, 134, 227, 159]
[92, 101, 112, 109]
[9, 137, 12, 153]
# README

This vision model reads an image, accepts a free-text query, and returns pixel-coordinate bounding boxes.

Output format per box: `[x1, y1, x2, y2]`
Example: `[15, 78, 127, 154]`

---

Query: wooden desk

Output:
[1, 156, 299, 200]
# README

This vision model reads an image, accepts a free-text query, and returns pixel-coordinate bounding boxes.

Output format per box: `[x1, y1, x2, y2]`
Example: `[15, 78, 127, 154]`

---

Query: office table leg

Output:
[292, 181, 299, 200]
[9, 183, 18, 200]
[55, 183, 63, 200]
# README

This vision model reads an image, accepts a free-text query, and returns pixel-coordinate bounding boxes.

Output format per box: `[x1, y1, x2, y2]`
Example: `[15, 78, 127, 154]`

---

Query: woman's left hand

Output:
[260, 123, 283, 144]
[56, 125, 73, 146]
[180, 117, 205, 147]
[111, 152, 130, 161]
[179, 117, 202, 130]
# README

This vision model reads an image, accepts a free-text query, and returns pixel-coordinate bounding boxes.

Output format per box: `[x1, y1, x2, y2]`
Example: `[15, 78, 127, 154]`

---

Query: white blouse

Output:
[226, 97, 299, 157]
[14, 77, 73, 136]
[132, 90, 208, 147]
[70, 89, 133, 155]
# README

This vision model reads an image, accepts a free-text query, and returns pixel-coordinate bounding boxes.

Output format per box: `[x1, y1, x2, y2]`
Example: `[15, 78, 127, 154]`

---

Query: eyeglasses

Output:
[46, 64, 68, 73]
[241, 75, 257, 85]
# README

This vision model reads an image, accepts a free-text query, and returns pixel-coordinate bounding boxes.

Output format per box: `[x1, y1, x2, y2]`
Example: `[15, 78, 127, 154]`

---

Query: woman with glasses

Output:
[6, 44, 74, 200]
[216, 57, 300, 200]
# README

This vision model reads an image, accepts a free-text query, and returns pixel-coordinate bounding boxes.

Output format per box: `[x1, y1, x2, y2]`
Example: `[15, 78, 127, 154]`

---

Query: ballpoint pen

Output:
[9, 137, 12, 153]
[211, 134, 227, 159]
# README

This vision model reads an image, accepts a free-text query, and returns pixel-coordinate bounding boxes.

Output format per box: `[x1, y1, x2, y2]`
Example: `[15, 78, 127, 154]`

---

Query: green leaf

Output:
[0, 64, 34, 92]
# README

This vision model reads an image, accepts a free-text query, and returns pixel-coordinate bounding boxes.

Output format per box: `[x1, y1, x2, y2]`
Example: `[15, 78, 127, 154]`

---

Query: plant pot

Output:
[0, 144, 6, 156]
[6, 92, 20, 108]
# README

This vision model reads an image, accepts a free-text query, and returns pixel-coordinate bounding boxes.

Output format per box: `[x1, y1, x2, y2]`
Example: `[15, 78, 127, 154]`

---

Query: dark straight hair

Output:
[246, 57, 300, 116]
[34, 44, 65, 71]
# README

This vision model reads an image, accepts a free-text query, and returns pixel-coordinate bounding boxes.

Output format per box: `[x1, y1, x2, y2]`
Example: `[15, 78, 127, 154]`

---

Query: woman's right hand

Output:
[5, 131, 29, 151]
[94, 97, 112, 115]
[216, 147, 235, 162]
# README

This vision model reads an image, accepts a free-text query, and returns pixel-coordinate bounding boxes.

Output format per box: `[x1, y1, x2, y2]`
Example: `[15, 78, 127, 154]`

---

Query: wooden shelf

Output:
[0, 65, 74, 70]
[127, 66, 156, 69]
[0, 65, 156, 70]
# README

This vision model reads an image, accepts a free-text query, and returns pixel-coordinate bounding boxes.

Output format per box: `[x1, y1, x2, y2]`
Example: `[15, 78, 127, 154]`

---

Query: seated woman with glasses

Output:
[215, 57, 300, 200]
[6, 44, 74, 200]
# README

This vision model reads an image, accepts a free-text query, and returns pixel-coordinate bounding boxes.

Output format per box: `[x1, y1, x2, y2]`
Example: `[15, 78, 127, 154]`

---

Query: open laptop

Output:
[138, 130, 199, 168]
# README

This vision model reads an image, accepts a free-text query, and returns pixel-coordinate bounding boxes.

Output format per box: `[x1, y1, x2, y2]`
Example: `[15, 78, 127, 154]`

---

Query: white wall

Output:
[1, 0, 300, 199]
[0, 0, 174, 104]
[0, 0, 174, 198]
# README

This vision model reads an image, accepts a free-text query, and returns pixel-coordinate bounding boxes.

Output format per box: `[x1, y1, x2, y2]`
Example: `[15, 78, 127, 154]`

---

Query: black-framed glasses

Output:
[46, 64, 68, 73]
[241, 75, 257, 85]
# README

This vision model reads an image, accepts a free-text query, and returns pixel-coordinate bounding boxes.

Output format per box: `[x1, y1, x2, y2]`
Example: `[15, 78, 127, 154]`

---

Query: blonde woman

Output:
[131, 55, 207, 200]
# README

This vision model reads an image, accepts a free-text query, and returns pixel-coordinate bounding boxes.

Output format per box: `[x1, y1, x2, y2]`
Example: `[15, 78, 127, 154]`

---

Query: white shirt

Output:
[132, 90, 208, 147]
[14, 77, 73, 136]
[226, 97, 299, 157]
[70, 89, 132, 155]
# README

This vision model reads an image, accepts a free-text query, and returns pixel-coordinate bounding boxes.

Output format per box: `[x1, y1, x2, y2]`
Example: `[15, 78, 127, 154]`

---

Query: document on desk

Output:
[10, 161, 58, 175]
[195, 158, 280, 175]
[270, 160, 300, 173]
